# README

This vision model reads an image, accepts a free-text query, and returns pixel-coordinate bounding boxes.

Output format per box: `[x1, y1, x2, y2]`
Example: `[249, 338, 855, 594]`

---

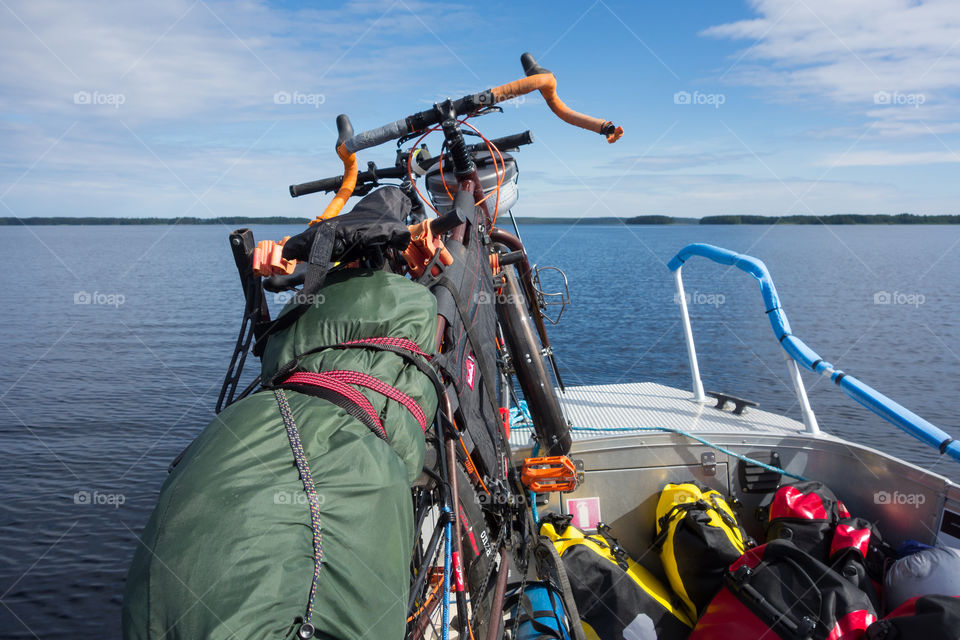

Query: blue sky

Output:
[2, 0, 959, 219]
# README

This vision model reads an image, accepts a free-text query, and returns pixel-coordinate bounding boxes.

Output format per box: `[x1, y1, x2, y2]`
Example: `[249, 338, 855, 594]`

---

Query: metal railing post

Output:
[783, 351, 820, 434]
[674, 267, 706, 402]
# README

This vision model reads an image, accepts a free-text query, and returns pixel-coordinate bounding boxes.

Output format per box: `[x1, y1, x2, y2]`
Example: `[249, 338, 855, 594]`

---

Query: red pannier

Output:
[865, 595, 960, 639]
[765, 481, 851, 561]
[691, 540, 877, 640]
[828, 518, 885, 611]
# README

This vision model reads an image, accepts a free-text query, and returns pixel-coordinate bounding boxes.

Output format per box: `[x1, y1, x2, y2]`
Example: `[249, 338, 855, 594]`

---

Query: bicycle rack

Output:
[532, 265, 571, 325]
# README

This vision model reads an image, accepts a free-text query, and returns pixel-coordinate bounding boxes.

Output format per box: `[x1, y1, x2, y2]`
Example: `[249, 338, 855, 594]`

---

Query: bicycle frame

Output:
[247, 51, 623, 640]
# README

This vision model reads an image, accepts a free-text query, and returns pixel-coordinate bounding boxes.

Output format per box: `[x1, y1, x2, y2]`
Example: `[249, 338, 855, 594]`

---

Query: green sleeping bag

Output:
[123, 269, 439, 640]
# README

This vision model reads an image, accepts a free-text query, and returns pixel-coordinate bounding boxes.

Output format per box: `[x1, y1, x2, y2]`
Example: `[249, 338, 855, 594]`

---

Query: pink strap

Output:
[283, 369, 428, 433]
[284, 371, 386, 440]
[324, 370, 428, 432]
[341, 337, 432, 359]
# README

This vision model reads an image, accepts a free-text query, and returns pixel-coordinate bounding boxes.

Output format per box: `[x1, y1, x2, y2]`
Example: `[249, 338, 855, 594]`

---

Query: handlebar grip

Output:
[520, 52, 550, 77]
[290, 176, 343, 198]
[343, 119, 410, 155]
[487, 130, 534, 151]
[335, 114, 354, 146]
[499, 250, 525, 267]
[431, 205, 467, 235]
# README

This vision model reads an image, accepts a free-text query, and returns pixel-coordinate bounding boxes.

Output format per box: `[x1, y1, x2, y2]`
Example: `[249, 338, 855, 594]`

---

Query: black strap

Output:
[424, 274, 502, 428]
[940, 437, 954, 454]
[303, 222, 337, 297]
[277, 382, 384, 438]
[267, 341, 445, 403]
[266, 340, 453, 443]
[535, 538, 588, 640]
[652, 501, 707, 551]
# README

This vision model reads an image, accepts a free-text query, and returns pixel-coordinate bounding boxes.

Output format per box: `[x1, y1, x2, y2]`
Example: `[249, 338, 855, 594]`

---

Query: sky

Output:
[1, 0, 959, 219]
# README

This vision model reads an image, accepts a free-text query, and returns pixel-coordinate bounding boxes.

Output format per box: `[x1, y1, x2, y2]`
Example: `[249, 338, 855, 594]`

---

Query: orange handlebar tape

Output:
[313, 143, 358, 224]
[491, 74, 623, 143]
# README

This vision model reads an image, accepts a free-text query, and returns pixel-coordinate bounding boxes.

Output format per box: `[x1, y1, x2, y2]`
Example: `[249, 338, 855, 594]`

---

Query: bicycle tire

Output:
[496, 268, 571, 455]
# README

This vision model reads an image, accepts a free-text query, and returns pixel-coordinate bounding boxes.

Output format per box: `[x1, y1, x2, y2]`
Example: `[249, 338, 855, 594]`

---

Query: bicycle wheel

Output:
[496, 268, 571, 455]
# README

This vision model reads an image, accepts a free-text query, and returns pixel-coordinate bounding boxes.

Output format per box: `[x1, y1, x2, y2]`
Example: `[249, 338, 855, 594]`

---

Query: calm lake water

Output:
[1, 222, 959, 637]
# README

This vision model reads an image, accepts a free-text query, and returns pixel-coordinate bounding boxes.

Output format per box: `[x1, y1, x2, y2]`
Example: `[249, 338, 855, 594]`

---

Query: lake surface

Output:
[1, 222, 959, 637]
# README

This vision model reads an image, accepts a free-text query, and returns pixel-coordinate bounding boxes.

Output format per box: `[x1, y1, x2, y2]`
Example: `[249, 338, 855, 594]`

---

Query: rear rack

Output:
[668, 243, 960, 463]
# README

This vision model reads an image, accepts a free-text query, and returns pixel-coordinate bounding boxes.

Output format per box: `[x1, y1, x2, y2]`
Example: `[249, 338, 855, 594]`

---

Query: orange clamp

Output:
[252, 236, 297, 276]
[402, 218, 454, 278]
[521, 455, 579, 493]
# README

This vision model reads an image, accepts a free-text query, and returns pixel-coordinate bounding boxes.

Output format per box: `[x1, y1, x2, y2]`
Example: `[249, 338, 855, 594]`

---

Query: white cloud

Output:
[703, 0, 960, 135]
[0, 0, 477, 122]
[0, 0, 485, 218]
[822, 149, 960, 166]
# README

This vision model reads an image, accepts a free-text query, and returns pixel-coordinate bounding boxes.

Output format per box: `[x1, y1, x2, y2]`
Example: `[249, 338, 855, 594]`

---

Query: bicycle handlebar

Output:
[289, 130, 534, 198]
[313, 52, 622, 220]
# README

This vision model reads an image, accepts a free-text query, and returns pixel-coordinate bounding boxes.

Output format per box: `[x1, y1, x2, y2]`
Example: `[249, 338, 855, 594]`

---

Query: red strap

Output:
[283, 370, 428, 433]
[285, 371, 387, 440]
[324, 370, 428, 432]
[341, 336, 432, 359]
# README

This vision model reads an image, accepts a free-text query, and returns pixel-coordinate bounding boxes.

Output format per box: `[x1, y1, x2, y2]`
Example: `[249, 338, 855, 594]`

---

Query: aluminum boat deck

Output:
[509, 381, 813, 449]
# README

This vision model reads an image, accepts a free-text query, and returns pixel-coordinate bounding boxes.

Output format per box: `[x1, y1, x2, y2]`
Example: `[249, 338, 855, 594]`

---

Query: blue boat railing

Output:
[667, 243, 960, 463]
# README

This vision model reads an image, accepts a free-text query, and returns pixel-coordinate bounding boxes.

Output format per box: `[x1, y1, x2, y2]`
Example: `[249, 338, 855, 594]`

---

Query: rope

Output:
[442, 510, 452, 640]
[510, 400, 533, 428]
[567, 425, 809, 482]
[529, 441, 541, 525]
[274, 389, 324, 636]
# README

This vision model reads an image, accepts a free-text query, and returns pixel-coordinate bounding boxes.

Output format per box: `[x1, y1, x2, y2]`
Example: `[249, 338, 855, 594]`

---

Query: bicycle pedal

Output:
[521, 455, 582, 493]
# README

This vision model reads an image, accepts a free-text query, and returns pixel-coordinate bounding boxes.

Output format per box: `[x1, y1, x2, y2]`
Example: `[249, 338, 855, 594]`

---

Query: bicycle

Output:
[220, 52, 622, 640]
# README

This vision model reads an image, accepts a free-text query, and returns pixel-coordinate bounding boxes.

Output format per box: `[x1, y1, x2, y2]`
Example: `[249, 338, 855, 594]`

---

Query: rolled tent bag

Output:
[122, 268, 439, 640]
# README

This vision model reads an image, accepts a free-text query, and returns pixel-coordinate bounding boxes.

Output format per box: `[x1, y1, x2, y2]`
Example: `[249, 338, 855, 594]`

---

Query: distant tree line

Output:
[0, 216, 311, 225]
[3, 213, 958, 226]
[698, 213, 960, 224]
